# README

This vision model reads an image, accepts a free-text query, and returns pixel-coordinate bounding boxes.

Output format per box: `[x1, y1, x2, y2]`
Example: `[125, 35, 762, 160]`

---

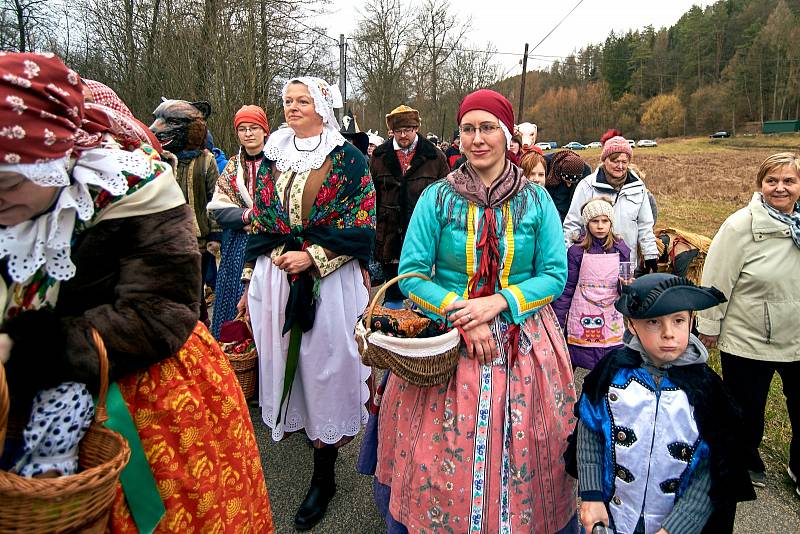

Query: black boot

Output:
[294, 446, 338, 531]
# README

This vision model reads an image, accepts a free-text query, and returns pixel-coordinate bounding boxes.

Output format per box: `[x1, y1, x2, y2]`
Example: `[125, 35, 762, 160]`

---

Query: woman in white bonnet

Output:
[239, 77, 376, 530]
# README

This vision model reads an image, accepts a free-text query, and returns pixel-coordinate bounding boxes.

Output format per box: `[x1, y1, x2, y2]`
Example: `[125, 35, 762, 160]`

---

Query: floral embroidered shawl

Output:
[246, 142, 376, 334]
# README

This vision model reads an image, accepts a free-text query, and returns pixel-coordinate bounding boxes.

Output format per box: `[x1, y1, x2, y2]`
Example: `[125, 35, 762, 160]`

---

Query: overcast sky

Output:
[322, 0, 715, 77]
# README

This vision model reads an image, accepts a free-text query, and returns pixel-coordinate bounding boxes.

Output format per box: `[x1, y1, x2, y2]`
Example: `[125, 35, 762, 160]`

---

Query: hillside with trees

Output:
[496, 0, 800, 142]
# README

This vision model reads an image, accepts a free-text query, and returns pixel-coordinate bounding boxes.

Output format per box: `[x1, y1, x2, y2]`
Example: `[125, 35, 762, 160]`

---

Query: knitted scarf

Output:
[761, 195, 800, 249]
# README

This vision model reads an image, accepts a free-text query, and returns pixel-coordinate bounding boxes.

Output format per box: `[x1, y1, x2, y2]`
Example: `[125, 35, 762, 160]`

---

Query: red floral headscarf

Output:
[0, 52, 113, 165]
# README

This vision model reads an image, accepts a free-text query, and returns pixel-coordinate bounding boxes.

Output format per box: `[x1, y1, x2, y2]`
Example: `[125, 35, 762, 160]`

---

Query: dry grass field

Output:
[573, 133, 800, 484]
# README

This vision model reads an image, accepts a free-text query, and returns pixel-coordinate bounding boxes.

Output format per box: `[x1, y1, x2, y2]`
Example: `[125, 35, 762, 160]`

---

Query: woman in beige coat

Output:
[697, 152, 800, 496]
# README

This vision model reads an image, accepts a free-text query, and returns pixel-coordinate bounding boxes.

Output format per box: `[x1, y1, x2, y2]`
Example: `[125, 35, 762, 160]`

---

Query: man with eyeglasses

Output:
[369, 105, 450, 308]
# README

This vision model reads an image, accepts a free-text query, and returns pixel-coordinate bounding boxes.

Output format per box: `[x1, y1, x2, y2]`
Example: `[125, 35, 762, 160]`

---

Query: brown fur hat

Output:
[385, 105, 420, 131]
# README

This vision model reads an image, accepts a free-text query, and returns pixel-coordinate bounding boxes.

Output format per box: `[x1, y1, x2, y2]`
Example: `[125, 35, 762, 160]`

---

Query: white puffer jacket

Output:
[562, 168, 658, 266]
[697, 193, 800, 361]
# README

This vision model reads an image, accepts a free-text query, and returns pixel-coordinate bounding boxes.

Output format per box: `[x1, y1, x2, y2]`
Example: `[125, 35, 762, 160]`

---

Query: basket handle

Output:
[364, 273, 432, 328]
[0, 327, 111, 457]
[234, 311, 253, 337]
[0, 359, 7, 459]
[91, 328, 111, 424]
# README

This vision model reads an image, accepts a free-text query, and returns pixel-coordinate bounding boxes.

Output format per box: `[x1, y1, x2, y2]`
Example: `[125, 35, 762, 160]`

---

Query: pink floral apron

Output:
[566, 252, 624, 347]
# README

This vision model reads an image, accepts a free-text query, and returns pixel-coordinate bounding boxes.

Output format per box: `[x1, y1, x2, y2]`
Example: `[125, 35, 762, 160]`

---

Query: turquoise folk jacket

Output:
[398, 179, 567, 325]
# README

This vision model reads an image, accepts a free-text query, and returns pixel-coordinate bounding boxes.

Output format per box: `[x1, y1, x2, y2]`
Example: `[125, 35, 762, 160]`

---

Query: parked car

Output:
[709, 131, 731, 138]
[626, 139, 635, 146]
[545, 141, 559, 149]
[586, 141, 602, 149]
[535, 142, 552, 150]
[637, 139, 657, 147]
[563, 141, 586, 150]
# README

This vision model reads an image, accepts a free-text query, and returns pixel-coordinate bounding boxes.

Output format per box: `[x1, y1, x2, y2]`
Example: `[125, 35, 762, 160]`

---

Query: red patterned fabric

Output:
[108, 323, 274, 533]
[84, 79, 135, 119]
[0, 52, 88, 164]
[395, 148, 415, 175]
[86, 101, 162, 151]
[83, 80, 162, 150]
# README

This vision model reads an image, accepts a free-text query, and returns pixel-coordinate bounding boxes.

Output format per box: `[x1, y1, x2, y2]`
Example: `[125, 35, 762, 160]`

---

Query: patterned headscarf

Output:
[0, 52, 149, 282]
[546, 149, 587, 187]
[83, 79, 135, 119]
[0, 52, 85, 166]
[83, 79, 162, 150]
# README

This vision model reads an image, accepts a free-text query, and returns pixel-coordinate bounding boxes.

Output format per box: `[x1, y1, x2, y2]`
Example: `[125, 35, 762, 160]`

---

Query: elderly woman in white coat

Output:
[697, 152, 800, 495]
[563, 131, 658, 272]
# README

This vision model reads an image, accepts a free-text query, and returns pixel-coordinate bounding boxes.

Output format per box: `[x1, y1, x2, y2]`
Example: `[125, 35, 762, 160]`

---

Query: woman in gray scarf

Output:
[697, 152, 800, 496]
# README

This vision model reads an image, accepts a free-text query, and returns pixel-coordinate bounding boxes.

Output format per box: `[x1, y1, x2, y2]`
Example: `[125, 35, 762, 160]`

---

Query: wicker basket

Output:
[226, 344, 257, 400]
[0, 328, 131, 533]
[220, 314, 258, 400]
[356, 273, 461, 387]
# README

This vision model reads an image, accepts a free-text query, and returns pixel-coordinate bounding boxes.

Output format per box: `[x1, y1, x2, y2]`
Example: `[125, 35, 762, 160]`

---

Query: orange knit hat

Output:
[234, 105, 270, 134]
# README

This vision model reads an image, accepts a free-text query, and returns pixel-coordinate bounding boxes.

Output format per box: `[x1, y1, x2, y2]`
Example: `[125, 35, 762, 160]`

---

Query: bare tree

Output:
[0, 0, 54, 51]
[61, 0, 335, 152]
[349, 0, 420, 126]
[410, 0, 468, 136]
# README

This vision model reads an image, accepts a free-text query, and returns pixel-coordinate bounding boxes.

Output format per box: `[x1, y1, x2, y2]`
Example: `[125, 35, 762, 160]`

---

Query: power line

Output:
[291, 16, 339, 44]
[529, 0, 586, 54]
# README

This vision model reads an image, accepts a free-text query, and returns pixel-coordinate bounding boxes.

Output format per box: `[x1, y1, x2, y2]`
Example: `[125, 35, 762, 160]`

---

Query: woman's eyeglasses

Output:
[237, 126, 263, 134]
[459, 123, 501, 136]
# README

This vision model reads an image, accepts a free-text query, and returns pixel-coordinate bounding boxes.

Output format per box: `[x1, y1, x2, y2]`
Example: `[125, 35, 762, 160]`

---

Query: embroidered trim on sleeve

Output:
[306, 244, 352, 277]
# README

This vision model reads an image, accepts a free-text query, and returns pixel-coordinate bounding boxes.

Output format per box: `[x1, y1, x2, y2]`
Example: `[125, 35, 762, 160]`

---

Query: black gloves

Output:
[643, 258, 659, 274]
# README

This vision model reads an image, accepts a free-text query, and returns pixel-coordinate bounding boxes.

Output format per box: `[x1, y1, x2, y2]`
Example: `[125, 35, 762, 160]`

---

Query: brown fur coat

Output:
[2, 205, 201, 396]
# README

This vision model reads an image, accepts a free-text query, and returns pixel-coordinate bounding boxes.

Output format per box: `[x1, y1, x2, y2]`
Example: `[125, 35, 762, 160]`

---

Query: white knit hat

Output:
[581, 197, 615, 226]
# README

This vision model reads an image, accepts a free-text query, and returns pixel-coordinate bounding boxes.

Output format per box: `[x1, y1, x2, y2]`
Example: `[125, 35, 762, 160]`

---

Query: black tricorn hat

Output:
[340, 110, 370, 155]
[615, 273, 727, 319]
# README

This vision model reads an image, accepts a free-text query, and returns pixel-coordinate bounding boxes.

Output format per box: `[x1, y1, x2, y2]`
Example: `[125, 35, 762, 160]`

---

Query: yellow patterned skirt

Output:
[107, 323, 273, 533]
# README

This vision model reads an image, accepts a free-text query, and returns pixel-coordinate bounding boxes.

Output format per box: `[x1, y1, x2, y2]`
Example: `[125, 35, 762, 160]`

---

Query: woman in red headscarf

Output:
[373, 90, 578, 533]
[0, 53, 272, 533]
[207, 105, 270, 339]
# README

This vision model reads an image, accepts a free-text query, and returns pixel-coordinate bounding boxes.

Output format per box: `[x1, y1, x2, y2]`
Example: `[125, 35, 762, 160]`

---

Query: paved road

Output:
[252, 369, 800, 533]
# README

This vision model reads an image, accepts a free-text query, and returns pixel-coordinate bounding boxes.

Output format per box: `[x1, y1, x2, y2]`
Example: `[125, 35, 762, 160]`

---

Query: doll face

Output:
[0, 171, 60, 226]
[628, 311, 691, 367]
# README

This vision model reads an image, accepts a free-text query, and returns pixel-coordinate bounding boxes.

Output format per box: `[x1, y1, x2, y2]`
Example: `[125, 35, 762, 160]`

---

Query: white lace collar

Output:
[0, 139, 151, 283]
[263, 126, 345, 173]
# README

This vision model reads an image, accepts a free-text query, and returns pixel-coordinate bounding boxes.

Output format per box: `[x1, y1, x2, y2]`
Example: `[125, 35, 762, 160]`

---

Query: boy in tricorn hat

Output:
[567, 273, 755, 534]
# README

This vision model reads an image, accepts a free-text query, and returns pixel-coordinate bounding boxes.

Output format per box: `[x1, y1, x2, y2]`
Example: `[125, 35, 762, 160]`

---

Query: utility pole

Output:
[517, 43, 529, 121]
[339, 34, 347, 121]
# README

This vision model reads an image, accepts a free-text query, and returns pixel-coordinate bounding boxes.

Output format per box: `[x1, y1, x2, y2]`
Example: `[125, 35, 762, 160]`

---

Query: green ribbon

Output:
[276, 324, 303, 425]
[103, 383, 166, 534]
